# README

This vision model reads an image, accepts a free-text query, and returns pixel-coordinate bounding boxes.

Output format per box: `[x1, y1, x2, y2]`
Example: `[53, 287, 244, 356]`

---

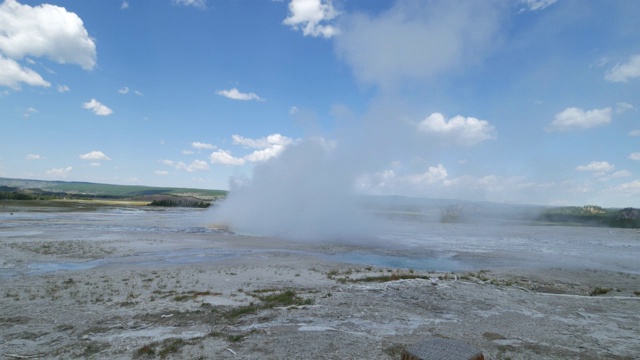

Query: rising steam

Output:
[209, 138, 374, 240]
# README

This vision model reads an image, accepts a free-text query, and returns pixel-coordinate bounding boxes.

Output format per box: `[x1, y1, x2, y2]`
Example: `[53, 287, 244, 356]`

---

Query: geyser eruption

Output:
[209, 138, 374, 240]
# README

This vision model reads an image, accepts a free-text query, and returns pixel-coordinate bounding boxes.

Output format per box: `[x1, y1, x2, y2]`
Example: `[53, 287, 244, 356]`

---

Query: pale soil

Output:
[1, 219, 640, 359]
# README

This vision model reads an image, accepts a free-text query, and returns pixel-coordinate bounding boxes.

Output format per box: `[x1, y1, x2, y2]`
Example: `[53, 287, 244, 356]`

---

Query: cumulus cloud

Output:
[283, 0, 339, 38]
[56, 84, 70, 93]
[0, 0, 96, 70]
[629, 152, 640, 161]
[45, 166, 72, 178]
[216, 88, 264, 101]
[82, 99, 113, 116]
[334, 1, 502, 88]
[0, 54, 50, 89]
[630, 130, 640, 137]
[546, 107, 611, 132]
[417, 112, 496, 146]
[172, 0, 206, 8]
[191, 141, 217, 150]
[208, 133, 295, 166]
[605, 54, 640, 82]
[26, 154, 43, 160]
[209, 149, 245, 166]
[576, 161, 615, 173]
[79, 151, 110, 161]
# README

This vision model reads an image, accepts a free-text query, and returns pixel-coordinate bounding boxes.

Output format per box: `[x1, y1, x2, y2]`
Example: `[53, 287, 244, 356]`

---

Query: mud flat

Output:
[1, 208, 639, 359]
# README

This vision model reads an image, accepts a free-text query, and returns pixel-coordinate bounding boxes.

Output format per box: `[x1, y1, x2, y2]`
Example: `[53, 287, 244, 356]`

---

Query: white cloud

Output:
[356, 164, 448, 194]
[182, 150, 194, 155]
[576, 161, 615, 173]
[0, 54, 50, 89]
[232, 133, 293, 149]
[605, 54, 640, 82]
[154, 170, 169, 176]
[216, 88, 264, 101]
[283, 0, 339, 38]
[23, 107, 37, 117]
[192, 141, 217, 150]
[118, 86, 129, 94]
[175, 159, 209, 172]
[519, 0, 557, 12]
[82, 99, 113, 116]
[233, 133, 295, 162]
[0, 0, 96, 70]
[334, 1, 502, 87]
[26, 154, 43, 160]
[45, 166, 72, 178]
[121, 1, 129, 10]
[209, 149, 245, 166]
[89, 162, 101, 167]
[546, 107, 611, 132]
[616, 102, 634, 114]
[611, 170, 631, 178]
[629, 130, 640, 137]
[134, 90, 144, 96]
[629, 152, 640, 161]
[173, 0, 206, 8]
[56, 84, 70, 93]
[417, 112, 496, 146]
[613, 180, 640, 194]
[161, 159, 175, 166]
[79, 150, 111, 161]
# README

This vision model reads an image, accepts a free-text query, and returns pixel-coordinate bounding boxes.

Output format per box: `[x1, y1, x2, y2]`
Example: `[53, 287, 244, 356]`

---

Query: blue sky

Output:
[1, 0, 639, 207]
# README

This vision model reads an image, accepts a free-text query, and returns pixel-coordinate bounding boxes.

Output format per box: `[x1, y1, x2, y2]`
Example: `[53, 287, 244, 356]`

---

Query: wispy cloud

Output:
[283, 0, 339, 38]
[546, 107, 611, 132]
[629, 152, 640, 161]
[576, 161, 615, 173]
[191, 141, 217, 150]
[23, 107, 38, 118]
[519, 0, 558, 12]
[216, 88, 264, 101]
[26, 154, 43, 160]
[173, 0, 206, 9]
[175, 160, 210, 172]
[121, 1, 129, 10]
[334, 1, 501, 87]
[82, 99, 113, 116]
[616, 102, 634, 114]
[57, 84, 70, 93]
[605, 54, 640, 82]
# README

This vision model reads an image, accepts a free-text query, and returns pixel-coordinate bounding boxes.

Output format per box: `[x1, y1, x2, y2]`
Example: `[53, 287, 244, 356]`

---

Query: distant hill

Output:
[0, 177, 227, 203]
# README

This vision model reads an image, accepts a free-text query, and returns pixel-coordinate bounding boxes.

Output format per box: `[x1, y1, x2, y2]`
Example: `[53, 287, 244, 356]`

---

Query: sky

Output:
[1, 0, 639, 208]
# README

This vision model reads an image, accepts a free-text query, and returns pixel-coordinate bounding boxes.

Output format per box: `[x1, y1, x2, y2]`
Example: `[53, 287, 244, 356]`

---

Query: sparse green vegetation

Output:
[590, 287, 613, 296]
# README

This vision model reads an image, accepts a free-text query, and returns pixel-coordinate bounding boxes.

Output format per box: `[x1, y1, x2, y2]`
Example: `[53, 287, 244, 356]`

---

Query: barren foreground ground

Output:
[1, 205, 639, 359]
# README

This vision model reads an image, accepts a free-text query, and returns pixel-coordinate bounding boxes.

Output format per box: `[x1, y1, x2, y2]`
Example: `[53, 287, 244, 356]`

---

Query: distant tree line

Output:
[538, 206, 640, 229]
[147, 199, 210, 208]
